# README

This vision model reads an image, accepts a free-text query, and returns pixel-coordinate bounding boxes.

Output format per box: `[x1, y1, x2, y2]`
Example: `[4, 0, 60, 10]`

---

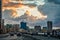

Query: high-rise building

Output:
[1, 19, 4, 33]
[47, 21, 52, 33]
[20, 22, 27, 30]
[34, 26, 41, 32]
[0, 19, 6, 33]
[0, 0, 2, 34]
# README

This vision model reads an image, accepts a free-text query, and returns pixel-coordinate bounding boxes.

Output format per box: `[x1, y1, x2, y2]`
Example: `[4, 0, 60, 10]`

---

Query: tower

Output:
[20, 21, 27, 30]
[47, 21, 52, 33]
[0, 0, 2, 34]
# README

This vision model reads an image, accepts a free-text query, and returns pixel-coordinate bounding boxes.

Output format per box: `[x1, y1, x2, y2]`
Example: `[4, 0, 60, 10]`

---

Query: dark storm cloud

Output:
[38, 2, 60, 27]
[54, 11, 60, 27]
[47, 0, 60, 4]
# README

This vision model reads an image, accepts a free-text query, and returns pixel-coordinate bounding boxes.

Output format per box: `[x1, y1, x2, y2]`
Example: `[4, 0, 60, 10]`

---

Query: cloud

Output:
[54, 13, 60, 27]
[2, 9, 18, 20]
[2, 9, 12, 19]
[3, 9, 47, 27]
[38, 2, 60, 27]
[15, 11, 40, 21]
[47, 0, 60, 4]
[2, 9, 37, 21]
[4, 19, 20, 25]
[23, 0, 34, 1]
[3, 2, 23, 8]
[3, 0, 60, 27]
[3, 0, 45, 8]
[2, 0, 46, 27]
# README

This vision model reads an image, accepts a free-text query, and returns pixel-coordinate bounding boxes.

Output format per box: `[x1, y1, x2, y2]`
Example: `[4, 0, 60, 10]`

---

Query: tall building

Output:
[20, 22, 27, 30]
[0, 19, 6, 33]
[1, 19, 4, 33]
[34, 26, 41, 32]
[0, 0, 2, 34]
[47, 21, 52, 33]
[0, 18, 1, 30]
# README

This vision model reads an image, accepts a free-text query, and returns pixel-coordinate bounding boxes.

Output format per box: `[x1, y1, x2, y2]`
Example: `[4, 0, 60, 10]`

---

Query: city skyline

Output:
[1, 0, 60, 40]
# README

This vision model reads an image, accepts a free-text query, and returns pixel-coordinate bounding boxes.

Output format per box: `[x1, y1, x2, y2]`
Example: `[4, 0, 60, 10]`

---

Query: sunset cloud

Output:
[3, 0, 60, 27]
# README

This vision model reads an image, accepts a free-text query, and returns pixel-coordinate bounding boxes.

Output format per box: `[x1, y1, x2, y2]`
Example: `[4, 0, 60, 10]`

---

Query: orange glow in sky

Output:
[2, 0, 47, 20]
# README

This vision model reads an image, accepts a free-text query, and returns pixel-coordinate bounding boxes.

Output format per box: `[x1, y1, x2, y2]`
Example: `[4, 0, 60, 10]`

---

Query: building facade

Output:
[13, 24, 19, 32]
[42, 27, 47, 33]
[20, 22, 27, 30]
[0, 0, 2, 34]
[34, 26, 41, 33]
[47, 21, 52, 33]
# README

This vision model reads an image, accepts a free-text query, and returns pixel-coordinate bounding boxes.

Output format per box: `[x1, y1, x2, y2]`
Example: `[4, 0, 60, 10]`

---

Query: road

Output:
[0, 34, 60, 40]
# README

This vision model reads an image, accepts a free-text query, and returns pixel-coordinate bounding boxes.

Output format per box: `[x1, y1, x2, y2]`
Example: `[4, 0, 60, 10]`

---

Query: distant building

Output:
[1, 19, 4, 27]
[0, 0, 2, 34]
[34, 26, 41, 32]
[52, 30, 57, 36]
[47, 21, 52, 33]
[43, 27, 47, 30]
[13, 24, 19, 31]
[0, 19, 2, 32]
[6, 24, 13, 28]
[0, 0, 2, 31]
[42, 27, 47, 33]
[6, 24, 13, 32]
[0, 19, 6, 33]
[20, 21, 28, 30]
[1, 19, 5, 33]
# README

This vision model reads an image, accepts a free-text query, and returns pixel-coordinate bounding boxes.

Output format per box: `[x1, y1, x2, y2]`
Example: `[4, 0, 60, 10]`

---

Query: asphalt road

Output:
[0, 34, 60, 40]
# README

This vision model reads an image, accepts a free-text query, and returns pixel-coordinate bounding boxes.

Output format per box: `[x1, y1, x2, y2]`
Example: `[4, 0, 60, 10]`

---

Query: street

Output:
[0, 34, 60, 40]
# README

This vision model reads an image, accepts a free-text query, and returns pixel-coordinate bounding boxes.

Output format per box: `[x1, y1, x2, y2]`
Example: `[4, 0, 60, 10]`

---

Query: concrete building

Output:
[0, 19, 6, 33]
[6, 24, 13, 32]
[47, 21, 53, 33]
[0, 0, 2, 34]
[13, 24, 19, 32]
[42, 27, 47, 33]
[1, 19, 6, 33]
[34, 26, 41, 33]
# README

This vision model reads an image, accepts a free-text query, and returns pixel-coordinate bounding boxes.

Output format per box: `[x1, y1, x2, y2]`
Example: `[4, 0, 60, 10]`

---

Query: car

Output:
[9, 32, 14, 36]
[16, 32, 21, 36]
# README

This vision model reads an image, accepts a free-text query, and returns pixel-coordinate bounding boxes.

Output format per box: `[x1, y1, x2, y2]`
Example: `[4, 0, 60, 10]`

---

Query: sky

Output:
[2, 0, 60, 28]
